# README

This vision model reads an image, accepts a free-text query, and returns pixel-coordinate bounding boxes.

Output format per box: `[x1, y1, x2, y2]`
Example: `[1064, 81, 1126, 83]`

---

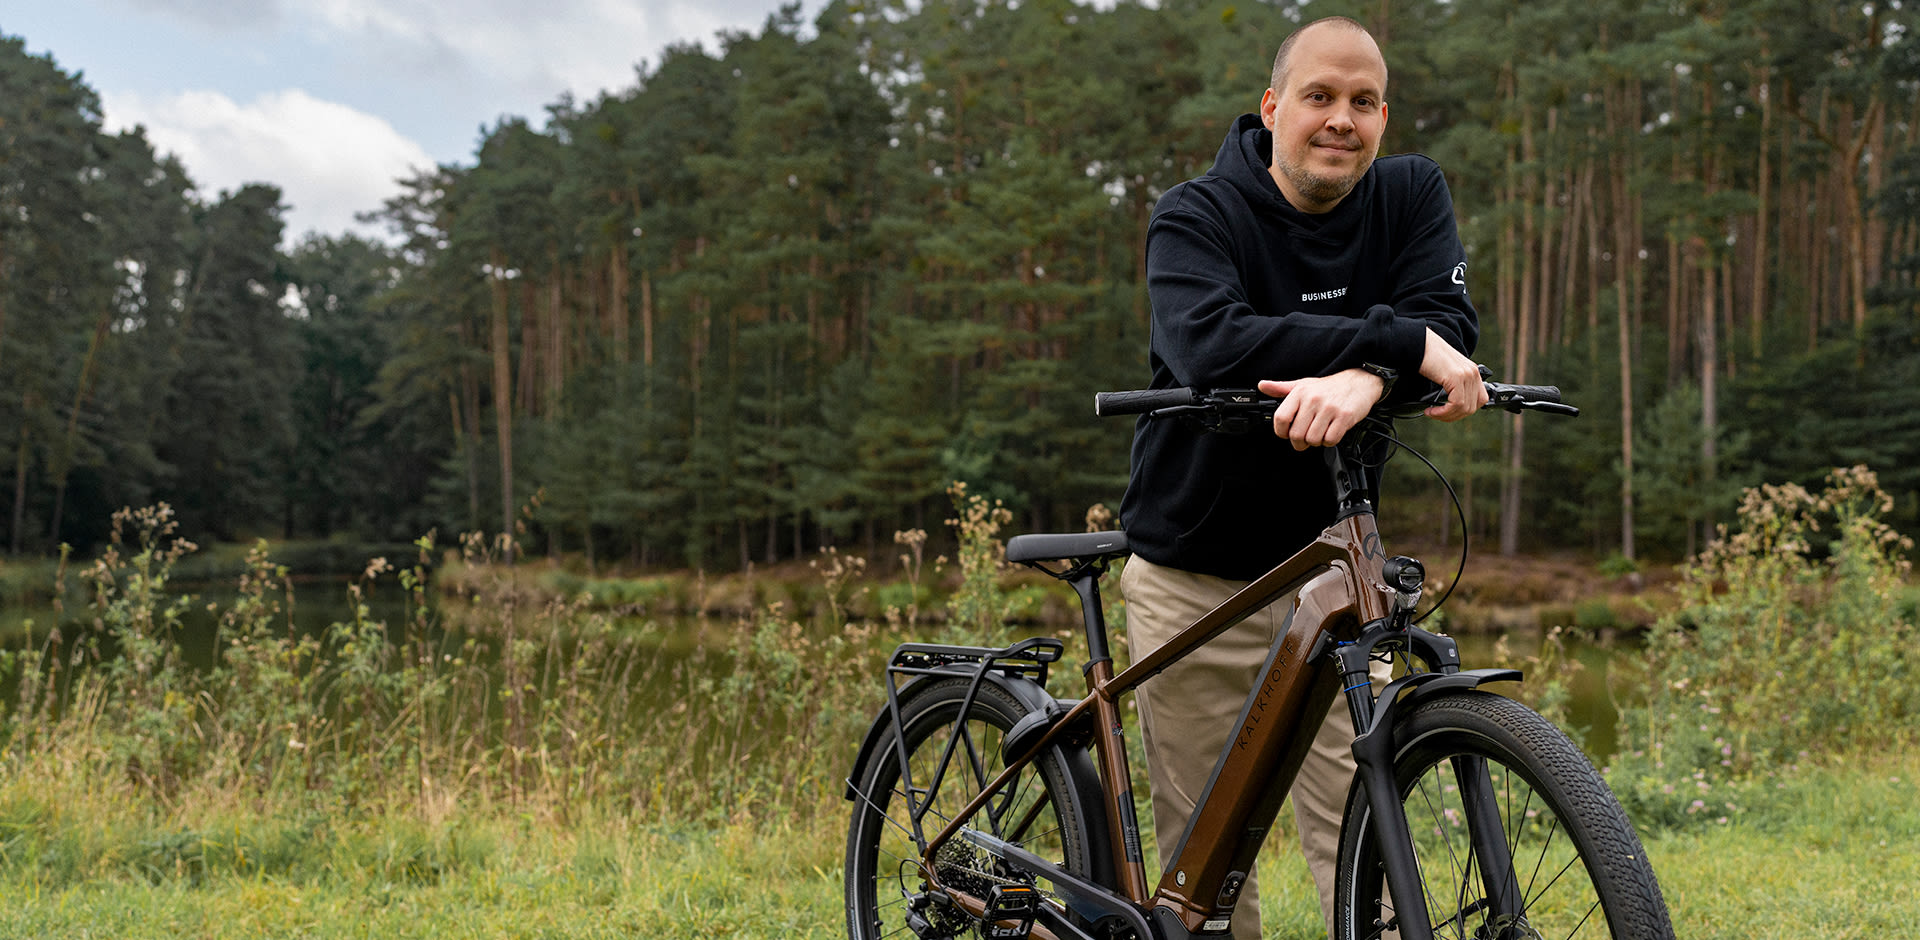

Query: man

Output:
[1117, 16, 1486, 938]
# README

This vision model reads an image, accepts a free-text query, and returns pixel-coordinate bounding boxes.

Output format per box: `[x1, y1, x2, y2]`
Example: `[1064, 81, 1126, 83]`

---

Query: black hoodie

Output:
[1118, 114, 1479, 580]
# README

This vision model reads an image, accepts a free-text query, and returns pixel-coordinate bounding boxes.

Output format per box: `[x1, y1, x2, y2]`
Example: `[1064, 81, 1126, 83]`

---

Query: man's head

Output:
[1259, 16, 1388, 214]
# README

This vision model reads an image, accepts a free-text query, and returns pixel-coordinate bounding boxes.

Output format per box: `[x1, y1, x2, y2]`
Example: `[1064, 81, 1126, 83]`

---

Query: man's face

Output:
[1260, 25, 1388, 214]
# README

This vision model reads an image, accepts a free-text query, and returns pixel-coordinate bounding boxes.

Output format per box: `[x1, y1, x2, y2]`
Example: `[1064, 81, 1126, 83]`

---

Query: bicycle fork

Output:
[1336, 617, 1527, 940]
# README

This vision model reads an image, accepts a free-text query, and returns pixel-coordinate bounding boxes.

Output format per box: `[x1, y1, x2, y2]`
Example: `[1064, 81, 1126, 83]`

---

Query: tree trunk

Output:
[1751, 63, 1772, 358]
[1607, 77, 1637, 564]
[489, 248, 517, 552]
[610, 239, 630, 366]
[1842, 96, 1885, 337]
[49, 306, 112, 543]
[10, 415, 27, 554]
[1699, 254, 1719, 551]
[1500, 105, 1536, 558]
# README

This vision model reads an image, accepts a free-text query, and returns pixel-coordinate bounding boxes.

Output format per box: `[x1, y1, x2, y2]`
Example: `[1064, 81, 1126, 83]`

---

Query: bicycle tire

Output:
[1333, 691, 1673, 940]
[845, 675, 1109, 940]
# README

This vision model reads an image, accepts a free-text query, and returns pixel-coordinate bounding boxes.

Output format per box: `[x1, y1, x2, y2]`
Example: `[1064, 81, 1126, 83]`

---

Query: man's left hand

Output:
[1258, 370, 1387, 451]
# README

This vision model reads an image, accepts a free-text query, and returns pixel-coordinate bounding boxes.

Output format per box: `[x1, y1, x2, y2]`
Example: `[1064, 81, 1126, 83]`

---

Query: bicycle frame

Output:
[915, 444, 1521, 940]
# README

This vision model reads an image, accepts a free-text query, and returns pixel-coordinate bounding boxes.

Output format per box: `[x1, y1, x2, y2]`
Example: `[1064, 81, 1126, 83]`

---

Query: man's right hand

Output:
[1420, 327, 1487, 422]
[1258, 371, 1385, 451]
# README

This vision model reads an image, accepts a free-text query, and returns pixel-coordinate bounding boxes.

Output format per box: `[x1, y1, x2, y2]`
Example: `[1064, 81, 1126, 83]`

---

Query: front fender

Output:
[1352, 668, 1523, 763]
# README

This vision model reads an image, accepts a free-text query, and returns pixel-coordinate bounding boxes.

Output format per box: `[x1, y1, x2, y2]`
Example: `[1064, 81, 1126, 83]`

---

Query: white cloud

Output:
[116, 0, 286, 30]
[100, 87, 434, 243]
[304, 0, 664, 106]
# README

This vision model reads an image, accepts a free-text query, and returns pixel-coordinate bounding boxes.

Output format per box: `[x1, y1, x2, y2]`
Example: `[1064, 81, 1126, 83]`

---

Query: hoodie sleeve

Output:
[1380, 158, 1478, 369]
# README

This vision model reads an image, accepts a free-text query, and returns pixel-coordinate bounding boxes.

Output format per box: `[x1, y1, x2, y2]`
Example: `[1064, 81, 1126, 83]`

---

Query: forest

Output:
[2, 0, 1918, 571]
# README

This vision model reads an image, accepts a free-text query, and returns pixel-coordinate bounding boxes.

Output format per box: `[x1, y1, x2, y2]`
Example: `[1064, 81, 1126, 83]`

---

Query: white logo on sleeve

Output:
[1452, 262, 1468, 292]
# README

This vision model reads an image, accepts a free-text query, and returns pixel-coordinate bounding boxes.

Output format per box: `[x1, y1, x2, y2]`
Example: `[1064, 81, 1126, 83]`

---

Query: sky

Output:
[3, 0, 805, 244]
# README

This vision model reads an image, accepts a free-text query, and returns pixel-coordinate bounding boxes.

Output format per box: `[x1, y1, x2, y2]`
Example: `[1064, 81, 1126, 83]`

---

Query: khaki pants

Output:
[1121, 555, 1388, 939]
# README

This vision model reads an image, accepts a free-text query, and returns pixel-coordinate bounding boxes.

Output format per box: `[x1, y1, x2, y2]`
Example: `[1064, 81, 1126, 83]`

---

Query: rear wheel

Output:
[845, 676, 1108, 939]
[1334, 692, 1672, 940]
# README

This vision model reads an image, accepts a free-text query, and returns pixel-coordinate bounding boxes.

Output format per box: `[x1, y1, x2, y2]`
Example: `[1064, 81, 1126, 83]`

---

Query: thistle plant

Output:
[891, 528, 929, 627]
[944, 481, 1014, 635]
[808, 547, 867, 628]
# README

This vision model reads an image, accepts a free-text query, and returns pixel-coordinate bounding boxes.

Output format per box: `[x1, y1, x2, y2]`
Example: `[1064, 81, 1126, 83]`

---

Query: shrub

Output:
[1608, 466, 1919, 830]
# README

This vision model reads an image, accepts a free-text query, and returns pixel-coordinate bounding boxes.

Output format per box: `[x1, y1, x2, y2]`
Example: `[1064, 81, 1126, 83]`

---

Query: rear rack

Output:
[876, 635, 1069, 845]
[887, 636, 1065, 686]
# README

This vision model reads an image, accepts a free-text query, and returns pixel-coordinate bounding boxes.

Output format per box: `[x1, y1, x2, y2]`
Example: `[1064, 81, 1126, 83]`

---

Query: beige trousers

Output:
[1121, 554, 1387, 939]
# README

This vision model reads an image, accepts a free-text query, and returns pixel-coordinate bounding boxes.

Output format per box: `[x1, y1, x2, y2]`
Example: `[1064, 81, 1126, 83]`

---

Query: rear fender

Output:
[843, 668, 1056, 802]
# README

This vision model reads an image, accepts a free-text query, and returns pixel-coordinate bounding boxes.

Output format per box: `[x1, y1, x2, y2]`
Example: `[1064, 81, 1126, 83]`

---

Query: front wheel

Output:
[1333, 691, 1673, 940]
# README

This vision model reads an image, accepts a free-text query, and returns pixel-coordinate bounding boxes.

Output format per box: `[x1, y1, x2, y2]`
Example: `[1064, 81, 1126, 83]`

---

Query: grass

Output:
[0, 749, 1912, 938]
[1647, 749, 1920, 937]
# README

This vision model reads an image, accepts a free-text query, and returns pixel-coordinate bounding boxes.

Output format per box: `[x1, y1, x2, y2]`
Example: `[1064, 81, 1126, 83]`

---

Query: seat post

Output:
[1068, 571, 1114, 666]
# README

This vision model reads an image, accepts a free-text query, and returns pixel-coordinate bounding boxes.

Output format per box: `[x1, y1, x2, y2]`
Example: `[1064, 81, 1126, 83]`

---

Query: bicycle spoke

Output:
[1519, 814, 1568, 907]
[1414, 769, 1471, 887]
[1559, 895, 1601, 940]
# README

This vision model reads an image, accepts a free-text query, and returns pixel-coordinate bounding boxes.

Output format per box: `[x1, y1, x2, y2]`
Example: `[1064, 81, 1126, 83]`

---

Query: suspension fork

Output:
[1337, 623, 1527, 940]
[1338, 635, 1437, 940]
[1454, 753, 1526, 931]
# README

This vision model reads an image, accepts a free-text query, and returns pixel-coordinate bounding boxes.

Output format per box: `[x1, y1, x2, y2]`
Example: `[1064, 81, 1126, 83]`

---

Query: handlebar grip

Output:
[1095, 387, 1200, 417]
[1489, 382, 1563, 405]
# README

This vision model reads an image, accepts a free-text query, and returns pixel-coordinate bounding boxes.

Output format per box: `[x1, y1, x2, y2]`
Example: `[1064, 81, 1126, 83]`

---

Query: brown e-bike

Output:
[844, 379, 1674, 940]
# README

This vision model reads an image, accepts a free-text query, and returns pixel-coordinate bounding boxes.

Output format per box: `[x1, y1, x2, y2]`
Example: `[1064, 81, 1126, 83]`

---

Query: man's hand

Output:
[1258, 370, 1386, 451]
[1420, 328, 1487, 421]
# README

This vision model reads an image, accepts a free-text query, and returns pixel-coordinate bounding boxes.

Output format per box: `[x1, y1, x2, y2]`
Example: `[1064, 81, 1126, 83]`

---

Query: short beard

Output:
[1275, 154, 1363, 209]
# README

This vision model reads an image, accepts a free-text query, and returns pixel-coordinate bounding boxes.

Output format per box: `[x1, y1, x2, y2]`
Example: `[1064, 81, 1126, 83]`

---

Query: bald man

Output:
[1119, 16, 1485, 938]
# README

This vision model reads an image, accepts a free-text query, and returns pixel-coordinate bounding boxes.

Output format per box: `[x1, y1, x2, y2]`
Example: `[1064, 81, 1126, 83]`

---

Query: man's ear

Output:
[1259, 87, 1279, 131]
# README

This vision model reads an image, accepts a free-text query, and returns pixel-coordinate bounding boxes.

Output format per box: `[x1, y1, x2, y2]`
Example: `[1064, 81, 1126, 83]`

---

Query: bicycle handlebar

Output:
[1095, 377, 1580, 423]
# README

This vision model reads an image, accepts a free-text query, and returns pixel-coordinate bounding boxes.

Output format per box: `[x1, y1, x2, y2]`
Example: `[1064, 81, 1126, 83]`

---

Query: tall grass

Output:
[0, 504, 886, 889]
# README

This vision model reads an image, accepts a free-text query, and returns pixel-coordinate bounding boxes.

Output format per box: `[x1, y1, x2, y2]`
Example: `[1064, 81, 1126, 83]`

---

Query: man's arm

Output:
[1386, 159, 1485, 420]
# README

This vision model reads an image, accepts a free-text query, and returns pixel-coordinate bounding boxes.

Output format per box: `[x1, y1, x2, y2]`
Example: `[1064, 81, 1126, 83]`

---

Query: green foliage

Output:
[1729, 313, 1920, 530]
[158, 184, 299, 541]
[1631, 382, 1751, 558]
[1597, 552, 1640, 579]
[1608, 466, 1920, 831]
